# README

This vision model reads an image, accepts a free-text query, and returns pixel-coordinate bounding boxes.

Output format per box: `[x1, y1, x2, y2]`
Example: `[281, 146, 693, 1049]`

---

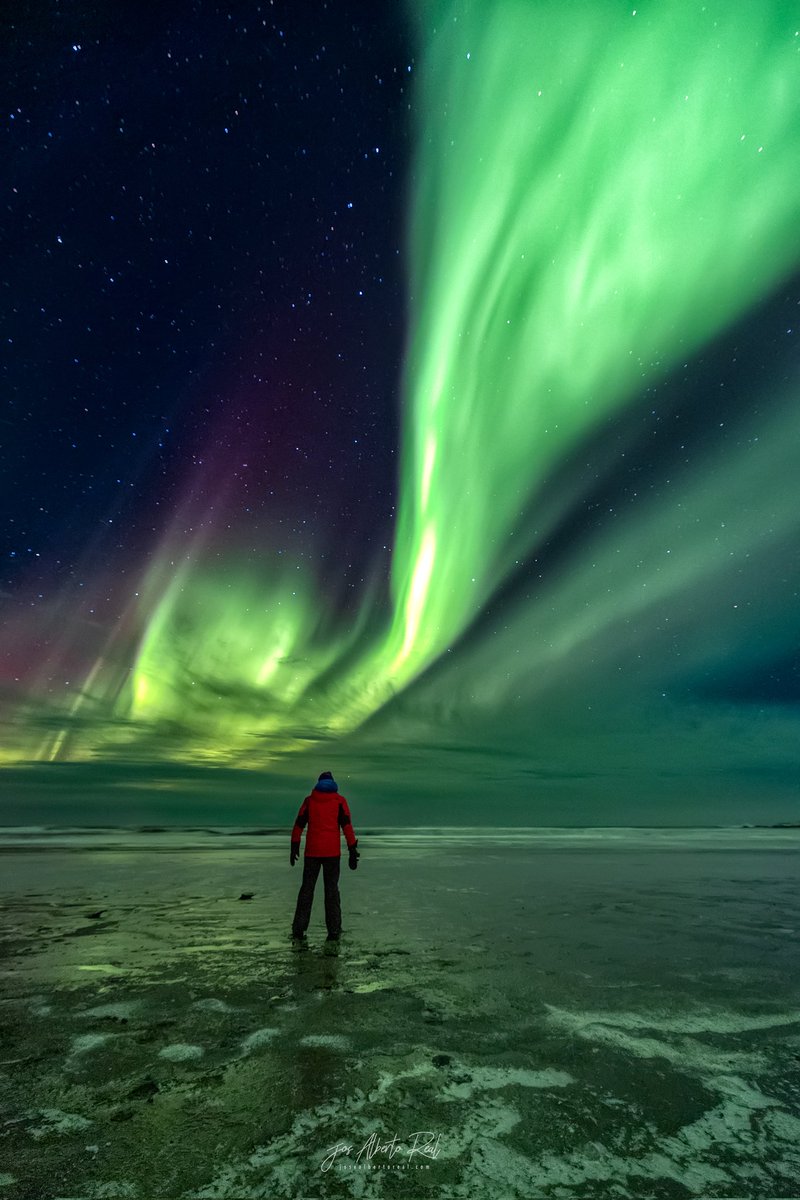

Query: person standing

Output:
[290, 771, 359, 941]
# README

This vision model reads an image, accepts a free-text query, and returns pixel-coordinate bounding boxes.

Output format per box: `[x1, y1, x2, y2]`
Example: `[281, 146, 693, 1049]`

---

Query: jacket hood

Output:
[314, 776, 338, 793]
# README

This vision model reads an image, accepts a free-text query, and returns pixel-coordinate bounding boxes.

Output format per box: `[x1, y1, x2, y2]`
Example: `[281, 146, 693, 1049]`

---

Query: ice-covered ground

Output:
[1, 829, 799, 1199]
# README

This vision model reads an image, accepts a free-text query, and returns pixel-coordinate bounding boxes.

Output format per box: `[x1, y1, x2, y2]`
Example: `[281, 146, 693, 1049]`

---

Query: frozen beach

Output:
[1, 827, 799, 1199]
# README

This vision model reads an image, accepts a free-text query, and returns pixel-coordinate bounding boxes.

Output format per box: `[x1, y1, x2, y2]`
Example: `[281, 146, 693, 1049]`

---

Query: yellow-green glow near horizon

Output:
[17, 0, 800, 765]
[124, 557, 365, 761]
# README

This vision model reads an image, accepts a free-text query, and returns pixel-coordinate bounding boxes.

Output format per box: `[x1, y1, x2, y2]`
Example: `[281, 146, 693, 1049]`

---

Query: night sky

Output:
[2, 1, 799, 826]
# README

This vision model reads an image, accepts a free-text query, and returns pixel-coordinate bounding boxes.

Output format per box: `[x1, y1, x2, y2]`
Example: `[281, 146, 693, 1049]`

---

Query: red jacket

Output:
[291, 788, 357, 857]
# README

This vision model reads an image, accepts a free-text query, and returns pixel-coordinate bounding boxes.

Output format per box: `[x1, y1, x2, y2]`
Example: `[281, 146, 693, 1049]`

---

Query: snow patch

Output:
[545, 1002, 800, 1037]
[544, 1005, 769, 1075]
[192, 997, 234, 1013]
[158, 1043, 204, 1061]
[299, 1034, 350, 1051]
[26, 1108, 92, 1138]
[240, 1028, 280, 1054]
[69, 1033, 111, 1055]
[440, 1065, 574, 1101]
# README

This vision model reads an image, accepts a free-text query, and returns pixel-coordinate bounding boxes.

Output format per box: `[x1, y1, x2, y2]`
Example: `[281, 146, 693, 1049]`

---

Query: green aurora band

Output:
[25, 0, 800, 766]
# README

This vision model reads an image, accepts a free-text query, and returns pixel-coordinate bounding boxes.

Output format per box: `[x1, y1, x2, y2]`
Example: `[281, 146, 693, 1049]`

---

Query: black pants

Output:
[292, 856, 342, 937]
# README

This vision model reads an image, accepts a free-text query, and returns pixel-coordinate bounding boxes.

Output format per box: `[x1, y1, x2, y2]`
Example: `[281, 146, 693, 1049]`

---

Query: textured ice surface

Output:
[80, 1001, 142, 1020]
[0, 832, 799, 1198]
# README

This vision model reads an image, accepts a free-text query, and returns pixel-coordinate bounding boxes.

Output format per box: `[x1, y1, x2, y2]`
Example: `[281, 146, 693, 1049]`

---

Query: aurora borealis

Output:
[3, 1, 800, 822]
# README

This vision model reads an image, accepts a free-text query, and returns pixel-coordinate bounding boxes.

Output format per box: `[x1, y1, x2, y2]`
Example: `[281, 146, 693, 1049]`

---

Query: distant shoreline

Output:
[0, 822, 798, 833]
[1, 824, 799, 854]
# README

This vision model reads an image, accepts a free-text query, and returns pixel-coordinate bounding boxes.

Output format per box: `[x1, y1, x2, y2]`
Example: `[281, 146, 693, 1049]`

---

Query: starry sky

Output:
[2, 1, 799, 826]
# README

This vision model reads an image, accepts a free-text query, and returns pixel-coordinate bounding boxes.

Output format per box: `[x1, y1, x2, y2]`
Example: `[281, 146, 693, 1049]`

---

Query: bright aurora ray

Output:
[5, 0, 800, 779]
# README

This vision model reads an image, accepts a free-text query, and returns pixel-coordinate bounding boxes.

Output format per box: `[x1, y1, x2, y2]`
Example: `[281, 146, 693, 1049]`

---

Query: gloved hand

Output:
[348, 840, 360, 871]
[290, 845, 298, 867]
